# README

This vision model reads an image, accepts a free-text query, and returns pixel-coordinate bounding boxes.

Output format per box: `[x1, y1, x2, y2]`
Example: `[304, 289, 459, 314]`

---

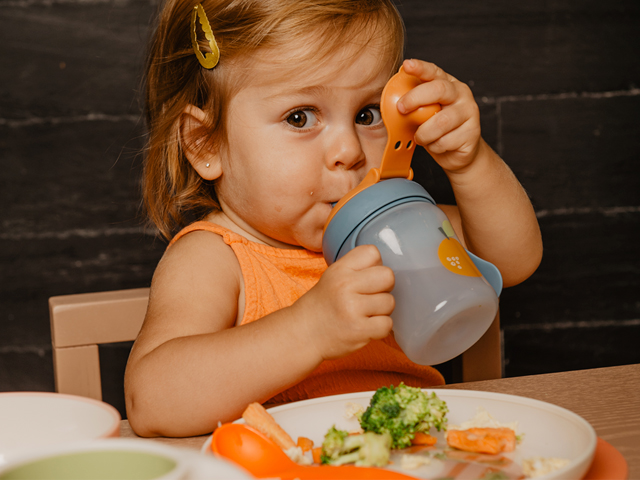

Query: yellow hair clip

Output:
[191, 3, 220, 69]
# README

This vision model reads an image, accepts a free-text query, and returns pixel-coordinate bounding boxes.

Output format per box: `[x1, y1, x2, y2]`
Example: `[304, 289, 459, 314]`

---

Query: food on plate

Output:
[320, 426, 392, 467]
[399, 453, 432, 470]
[311, 446, 323, 464]
[285, 444, 313, 465]
[359, 382, 448, 448]
[242, 402, 312, 465]
[448, 406, 519, 434]
[446, 427, 516, 454]
[241, 402, 295, 449]
[344, 401, 366, 420]
[410, 431, 438, 446]
[232, 390, 569, 479]
[446, 406, 520, 454]
[296, 436, 314, 452]
[522, 457, 571, 478]
[314, 383, 447, 468]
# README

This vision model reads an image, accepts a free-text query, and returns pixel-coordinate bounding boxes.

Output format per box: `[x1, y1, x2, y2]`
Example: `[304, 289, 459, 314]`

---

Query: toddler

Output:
[125, 0, 542, 437]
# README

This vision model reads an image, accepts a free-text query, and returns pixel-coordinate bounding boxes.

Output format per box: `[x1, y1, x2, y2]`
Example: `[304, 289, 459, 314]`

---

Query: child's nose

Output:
[326, 127, 366, 171]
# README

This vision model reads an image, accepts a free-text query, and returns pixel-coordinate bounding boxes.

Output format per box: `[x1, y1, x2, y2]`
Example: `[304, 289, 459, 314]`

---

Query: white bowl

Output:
[0, 392, 120, 464]
[0, 439, 252, 480]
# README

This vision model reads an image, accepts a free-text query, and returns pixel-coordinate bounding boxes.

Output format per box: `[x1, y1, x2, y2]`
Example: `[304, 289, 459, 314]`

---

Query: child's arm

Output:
[124, 232, 394, 437]
[399, 59, 543, 287]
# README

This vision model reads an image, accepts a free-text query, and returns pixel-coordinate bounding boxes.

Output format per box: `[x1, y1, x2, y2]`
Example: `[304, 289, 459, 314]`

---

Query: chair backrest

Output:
[49, 288, 149, 401]
[49, 288, 502, 401]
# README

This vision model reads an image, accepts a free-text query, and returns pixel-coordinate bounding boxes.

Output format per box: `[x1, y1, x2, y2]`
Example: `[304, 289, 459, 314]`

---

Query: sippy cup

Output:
[322, 67, 503, 366]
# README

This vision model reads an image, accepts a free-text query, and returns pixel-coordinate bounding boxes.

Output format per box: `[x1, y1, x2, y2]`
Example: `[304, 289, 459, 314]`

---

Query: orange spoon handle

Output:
[211, 423, 418, 479]
[379, 66, 441, 180]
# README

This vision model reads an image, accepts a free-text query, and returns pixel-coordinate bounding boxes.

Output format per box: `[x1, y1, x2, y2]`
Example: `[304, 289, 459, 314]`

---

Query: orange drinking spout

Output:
[324, 67, 440, 231]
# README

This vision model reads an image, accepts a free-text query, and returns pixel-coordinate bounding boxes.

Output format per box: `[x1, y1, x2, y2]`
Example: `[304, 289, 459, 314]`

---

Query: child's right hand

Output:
[292, 244, 396, 361]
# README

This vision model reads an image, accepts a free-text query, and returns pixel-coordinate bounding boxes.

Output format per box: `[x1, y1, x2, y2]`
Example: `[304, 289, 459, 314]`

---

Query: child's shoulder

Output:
[158, 222, 242, 287]
[168, 221, 240, 248]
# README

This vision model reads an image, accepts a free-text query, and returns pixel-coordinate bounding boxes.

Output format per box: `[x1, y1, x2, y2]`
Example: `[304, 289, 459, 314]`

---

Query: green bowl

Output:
[0, 442, 184, 480]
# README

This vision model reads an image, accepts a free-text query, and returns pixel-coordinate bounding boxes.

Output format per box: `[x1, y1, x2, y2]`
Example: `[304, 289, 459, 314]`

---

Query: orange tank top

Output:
[170, 221, 445, 405]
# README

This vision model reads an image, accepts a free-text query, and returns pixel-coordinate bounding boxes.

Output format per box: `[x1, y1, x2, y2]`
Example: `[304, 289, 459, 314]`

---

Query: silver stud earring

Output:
[205, 163, 210, 168]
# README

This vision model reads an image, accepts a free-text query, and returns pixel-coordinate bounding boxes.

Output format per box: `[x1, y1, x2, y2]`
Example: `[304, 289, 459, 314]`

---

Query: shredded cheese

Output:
[447, 406, 519, 433]
[284, 446, 312, 466]
[400, 454, 431, 470]
[522, 457, 570, 477]
[344, 402, 365, 419]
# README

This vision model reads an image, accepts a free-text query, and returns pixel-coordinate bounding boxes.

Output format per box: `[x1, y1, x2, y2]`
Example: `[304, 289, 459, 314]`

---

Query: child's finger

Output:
[397, 78, 456, 114]
[402, 59, 454, 83]
[335, 244, 383, 271]
[364, 315, 394, 340]
[414, 103, 475, 146]
[423, 120, 479, 157]
[341, 291, 394, 319]
[351, 265, 395, 294]
[361, 292, 396, 317]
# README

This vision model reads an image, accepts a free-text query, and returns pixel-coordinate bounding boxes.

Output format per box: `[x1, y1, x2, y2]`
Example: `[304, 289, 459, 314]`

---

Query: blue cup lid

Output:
[322, 179, 434, 265]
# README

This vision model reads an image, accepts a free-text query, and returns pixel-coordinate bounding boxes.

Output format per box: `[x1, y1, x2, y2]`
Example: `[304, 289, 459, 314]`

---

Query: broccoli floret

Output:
[320, 426, 349, 463]
[321, 426, 391, 467]
[359, 383, 448, 449]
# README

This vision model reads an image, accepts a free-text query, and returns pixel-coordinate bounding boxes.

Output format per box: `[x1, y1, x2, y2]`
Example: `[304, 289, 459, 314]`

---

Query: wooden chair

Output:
[49, 288, 149, 401]
[49, 288, 502, 402]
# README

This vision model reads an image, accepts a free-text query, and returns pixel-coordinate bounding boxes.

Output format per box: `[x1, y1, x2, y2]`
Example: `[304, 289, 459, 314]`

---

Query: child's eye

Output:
[286, 109, 318, 129]
[356, 106, 382, 126]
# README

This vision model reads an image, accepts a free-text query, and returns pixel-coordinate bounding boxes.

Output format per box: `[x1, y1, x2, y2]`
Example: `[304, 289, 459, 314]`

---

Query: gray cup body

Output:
[324, 179, 501, 366]
[349, 202, 499, 365]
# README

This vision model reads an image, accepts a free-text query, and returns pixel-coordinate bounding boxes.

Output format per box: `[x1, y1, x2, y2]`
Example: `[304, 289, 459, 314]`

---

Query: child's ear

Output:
[180, 105, 222, 181]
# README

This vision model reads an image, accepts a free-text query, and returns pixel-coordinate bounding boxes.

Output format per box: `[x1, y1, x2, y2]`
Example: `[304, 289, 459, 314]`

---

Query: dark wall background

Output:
[2, 0, 639, 415]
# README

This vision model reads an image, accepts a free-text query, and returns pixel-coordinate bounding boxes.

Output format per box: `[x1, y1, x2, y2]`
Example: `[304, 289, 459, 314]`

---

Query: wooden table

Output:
[121, 363, 639, 478]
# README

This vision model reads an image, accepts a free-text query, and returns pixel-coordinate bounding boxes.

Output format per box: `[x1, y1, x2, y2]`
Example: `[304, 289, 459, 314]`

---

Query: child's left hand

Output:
[397, 59, 482, 174]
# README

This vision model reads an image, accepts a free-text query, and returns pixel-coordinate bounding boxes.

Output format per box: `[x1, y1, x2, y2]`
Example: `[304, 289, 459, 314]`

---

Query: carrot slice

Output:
[411, 432, 437, 446]
[297, 436, 314, 453]
[312, 446, 323, 464]
[241, 402, 295, 450]
[446, 427, 516, 454]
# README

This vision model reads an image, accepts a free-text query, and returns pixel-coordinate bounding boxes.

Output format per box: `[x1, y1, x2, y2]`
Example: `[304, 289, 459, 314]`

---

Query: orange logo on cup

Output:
[437, 221, 481, 277]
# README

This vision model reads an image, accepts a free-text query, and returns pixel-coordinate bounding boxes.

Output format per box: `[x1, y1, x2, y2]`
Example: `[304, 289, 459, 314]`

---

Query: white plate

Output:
[202, 389, 597, 479]
[0, 392, 121, 464]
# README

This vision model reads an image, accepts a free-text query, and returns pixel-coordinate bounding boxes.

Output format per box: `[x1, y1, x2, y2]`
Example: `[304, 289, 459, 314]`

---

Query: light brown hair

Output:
[142, 0, 405, 240]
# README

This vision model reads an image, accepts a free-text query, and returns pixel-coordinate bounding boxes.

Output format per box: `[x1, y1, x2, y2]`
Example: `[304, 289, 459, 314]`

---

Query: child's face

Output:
[215, 41, 393, 252]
